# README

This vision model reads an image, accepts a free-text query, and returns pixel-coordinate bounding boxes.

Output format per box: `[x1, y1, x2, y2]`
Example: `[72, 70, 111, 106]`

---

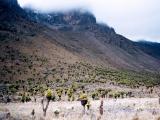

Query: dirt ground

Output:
[0, 98, 160, 120]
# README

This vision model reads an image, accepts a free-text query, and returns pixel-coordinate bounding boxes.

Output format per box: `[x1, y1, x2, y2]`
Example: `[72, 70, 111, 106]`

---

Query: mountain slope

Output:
[136, 41, 160, 59]
[1, 0, 160, 72]
[23, 9, 160, 71]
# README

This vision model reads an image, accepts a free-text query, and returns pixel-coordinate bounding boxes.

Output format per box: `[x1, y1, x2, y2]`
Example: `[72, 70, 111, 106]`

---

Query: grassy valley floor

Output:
[0, 98, 160, 120]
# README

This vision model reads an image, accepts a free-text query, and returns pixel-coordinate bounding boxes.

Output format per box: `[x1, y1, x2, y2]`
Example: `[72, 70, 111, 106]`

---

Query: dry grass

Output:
[0, 98, 160, 120]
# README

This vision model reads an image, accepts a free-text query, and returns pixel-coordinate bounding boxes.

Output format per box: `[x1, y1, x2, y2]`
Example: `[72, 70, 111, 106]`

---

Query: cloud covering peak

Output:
[18, 0, 160, 42]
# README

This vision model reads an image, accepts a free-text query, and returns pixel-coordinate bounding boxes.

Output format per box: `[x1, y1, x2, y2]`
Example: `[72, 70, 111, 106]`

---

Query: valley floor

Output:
[0, 98, 160, 120]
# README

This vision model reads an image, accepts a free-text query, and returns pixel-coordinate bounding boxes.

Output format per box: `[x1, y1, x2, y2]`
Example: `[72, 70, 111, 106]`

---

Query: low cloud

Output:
[18, 0, 160, 42]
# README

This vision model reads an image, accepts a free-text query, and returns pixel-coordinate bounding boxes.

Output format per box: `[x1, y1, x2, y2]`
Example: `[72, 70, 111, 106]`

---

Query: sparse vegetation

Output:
[56, 88, 63, 101]
[21, 92, 31, 103]
[0, 61, 160, 102]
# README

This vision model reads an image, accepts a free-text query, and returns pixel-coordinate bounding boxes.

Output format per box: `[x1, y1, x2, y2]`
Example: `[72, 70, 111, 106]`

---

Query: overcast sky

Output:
[18, 0, 160, 42]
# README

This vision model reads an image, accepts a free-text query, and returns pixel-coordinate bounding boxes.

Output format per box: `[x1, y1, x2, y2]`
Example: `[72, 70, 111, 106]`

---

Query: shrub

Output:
[45, 89, 53, 101]
[79, 92, 87, 100]
[91, 92, 98, 100]
[108, 93, 114, 98]
[21, 92, 31, 102]
[119, 91, 126, 98]
[114, 92, 121, 99]
[71, 82, 78, 92]
[67, 88, 74, 101]
[9, 84, 19, 93]
[51, 94, 56, 101]
[56, 88, 63, 100]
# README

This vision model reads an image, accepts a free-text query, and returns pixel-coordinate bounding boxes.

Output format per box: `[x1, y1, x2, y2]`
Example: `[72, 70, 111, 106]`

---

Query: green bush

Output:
[67, 88, 74, 101]
[21, 92, 31, 102]
[8, 84, 19, 93]
[45, 89, 53, 101]
[56, 88, 63, 100]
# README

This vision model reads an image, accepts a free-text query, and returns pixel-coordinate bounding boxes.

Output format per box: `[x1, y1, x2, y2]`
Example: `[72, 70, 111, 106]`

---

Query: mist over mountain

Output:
[17, 0, 160, 43]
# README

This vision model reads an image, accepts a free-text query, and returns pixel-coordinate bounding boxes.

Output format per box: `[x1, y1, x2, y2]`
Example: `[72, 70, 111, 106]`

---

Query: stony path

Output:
[0, 98, 160, 120]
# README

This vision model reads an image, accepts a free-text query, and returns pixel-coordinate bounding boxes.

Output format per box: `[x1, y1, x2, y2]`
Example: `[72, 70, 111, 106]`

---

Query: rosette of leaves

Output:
[45, 88, 53, 101]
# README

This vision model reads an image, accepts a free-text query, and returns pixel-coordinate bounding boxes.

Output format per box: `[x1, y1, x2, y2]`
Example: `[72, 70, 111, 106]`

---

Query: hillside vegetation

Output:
[0, 0, 160, 102]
